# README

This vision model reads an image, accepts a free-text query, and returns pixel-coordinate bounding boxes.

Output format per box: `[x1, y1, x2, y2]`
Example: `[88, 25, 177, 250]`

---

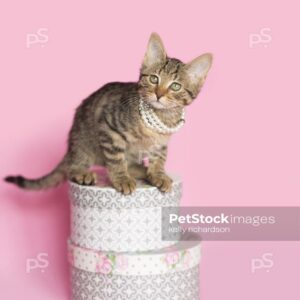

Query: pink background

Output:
[1, 0, 299, 299]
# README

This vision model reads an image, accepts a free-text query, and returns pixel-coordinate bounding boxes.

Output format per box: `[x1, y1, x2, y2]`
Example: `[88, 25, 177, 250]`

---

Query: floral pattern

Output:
[165, 252, 180, 266]
[163, 250, 191, 269]
[95, 253, 115, 274]
[68, 241, 200, 276]
[95, 253, 129, 274]
[115, 255, 129, 270]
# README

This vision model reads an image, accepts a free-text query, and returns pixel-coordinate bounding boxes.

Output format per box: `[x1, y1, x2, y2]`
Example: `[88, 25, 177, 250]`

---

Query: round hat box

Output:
[69, 174, 182, 252]
[69, 234, 200, 300]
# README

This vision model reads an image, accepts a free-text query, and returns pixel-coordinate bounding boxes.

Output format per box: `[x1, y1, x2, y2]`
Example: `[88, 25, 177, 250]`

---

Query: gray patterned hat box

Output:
[68, 175, 201, 300]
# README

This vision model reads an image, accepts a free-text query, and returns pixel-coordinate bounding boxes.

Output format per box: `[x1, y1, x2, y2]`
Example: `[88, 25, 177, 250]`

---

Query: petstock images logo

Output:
[161, 207, 300, 241]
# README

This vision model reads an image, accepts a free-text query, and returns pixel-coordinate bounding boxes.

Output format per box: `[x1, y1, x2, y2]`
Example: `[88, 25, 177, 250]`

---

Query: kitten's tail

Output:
[4, 157, 68, 190]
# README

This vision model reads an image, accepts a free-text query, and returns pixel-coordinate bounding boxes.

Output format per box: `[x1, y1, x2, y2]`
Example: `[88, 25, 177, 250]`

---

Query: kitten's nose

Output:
[156, 88, 166, 100]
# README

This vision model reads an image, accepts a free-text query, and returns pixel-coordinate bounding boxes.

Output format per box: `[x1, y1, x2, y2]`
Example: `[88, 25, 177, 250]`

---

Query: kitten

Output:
[5, 33, 212, 195]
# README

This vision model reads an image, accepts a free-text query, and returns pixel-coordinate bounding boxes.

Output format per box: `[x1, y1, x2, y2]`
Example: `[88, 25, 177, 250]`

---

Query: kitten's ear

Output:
[184, 53, 213, 86]
[143, 33, 167, 67]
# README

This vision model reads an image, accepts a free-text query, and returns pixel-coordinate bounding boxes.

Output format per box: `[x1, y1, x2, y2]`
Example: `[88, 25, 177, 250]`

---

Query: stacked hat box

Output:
[68, 174, 201, 300]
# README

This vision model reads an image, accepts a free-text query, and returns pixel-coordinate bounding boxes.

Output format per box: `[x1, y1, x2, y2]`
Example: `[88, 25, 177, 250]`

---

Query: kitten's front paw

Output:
[147, 173, 173, 193]
[72, 172, 97, 186]
[113, 176, 136, 195]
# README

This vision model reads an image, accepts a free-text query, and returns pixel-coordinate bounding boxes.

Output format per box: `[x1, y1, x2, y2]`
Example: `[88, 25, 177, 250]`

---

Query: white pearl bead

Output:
[139, 100, 185, 134]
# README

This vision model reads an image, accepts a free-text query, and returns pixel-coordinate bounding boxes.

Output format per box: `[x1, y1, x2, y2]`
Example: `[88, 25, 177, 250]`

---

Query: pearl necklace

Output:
[139, 99, 185, 134]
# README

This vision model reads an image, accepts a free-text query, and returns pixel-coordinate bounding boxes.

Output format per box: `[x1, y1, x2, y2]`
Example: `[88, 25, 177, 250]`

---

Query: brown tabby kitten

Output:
[5, 33, 212, 195]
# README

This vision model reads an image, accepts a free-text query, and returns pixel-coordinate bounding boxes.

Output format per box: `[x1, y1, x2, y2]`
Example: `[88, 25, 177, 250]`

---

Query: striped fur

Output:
[5, 33, 212, 194]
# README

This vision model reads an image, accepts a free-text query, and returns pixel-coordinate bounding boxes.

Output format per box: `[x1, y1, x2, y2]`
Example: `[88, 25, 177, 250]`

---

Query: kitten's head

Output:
[138, 33, 212, 110]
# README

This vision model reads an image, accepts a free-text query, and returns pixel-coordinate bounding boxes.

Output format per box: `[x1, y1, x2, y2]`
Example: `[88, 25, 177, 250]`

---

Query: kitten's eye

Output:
[149, 75, 159, 84]
[170, 82, 182, 91]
